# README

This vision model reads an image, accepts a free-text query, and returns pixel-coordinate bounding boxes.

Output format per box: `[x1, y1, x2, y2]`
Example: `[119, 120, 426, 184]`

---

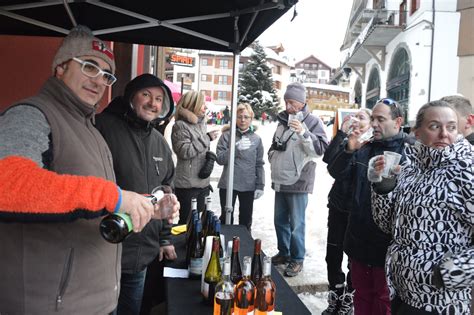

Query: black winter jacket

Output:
[323, 130, 352, 213]
[328, 132, 414, 267]
[95, 96, 175, 273]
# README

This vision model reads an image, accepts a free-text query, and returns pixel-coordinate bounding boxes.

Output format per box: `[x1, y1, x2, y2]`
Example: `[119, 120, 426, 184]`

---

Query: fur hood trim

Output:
[175, 106, 201, 124]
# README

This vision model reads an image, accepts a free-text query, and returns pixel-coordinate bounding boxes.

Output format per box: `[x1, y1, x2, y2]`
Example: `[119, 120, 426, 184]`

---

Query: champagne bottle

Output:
[99, 213, 133, 243]
[188, 220, 204, 279]
[255, 257, 276, 315]
[234, 256, 256, 315]
[100, 193, 161, 243]
[230, 236, 243, 285]
[203, 236, 222, 305]
[251, 239, 263, 285]
[213, 257, 234, 315]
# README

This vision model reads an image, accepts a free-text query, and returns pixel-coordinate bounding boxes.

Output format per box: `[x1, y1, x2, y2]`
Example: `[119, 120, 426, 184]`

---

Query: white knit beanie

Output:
[52, 25, 115, 74]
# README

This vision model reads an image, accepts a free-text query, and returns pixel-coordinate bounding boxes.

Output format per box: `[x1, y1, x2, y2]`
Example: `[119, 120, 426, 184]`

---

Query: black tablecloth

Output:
[162, 224, 311, 315]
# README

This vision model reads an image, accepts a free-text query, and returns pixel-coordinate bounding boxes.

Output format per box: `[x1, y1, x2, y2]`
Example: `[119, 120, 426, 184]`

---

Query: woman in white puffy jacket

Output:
[370, 100, 473, 314]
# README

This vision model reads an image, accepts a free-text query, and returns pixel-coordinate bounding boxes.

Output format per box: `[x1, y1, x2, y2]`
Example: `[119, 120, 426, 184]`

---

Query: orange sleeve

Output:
[0, 156, 119, 222]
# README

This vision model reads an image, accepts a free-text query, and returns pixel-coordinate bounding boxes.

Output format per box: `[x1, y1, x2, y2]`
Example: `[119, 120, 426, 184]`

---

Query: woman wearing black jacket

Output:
[322, 109, 372, 315]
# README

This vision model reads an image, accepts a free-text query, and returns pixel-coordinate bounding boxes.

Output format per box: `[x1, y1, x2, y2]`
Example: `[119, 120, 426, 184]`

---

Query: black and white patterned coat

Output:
[372, 139, 473, 314]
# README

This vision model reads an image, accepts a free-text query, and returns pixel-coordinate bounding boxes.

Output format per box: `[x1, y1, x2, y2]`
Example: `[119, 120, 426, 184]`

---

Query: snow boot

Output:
[322, 287, 343, 315]
[337, 289, 354, 315]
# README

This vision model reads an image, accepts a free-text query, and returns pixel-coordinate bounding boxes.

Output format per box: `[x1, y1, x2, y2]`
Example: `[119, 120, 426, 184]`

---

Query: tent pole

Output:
[225, 52, 240, 225]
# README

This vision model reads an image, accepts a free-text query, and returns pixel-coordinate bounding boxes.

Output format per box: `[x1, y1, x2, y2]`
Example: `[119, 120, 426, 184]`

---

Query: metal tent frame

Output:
[0, 0, 298, 223]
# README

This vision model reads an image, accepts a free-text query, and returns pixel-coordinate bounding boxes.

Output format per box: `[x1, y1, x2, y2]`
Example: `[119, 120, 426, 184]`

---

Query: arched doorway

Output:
[354, 79, 362, 108]
[366, 67, 380, 109]
[387, 48, 410, 124]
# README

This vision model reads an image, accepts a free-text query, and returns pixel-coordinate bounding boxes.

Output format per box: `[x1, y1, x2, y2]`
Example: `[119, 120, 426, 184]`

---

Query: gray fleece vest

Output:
[0, 77, 120, 315]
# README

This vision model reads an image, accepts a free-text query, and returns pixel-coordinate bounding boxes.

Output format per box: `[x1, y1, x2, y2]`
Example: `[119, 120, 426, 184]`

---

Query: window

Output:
[366, 68, 381, 109]
[219, 59, 229, 69]
[410, 0, 419, 15]
[217, 91, 228, 100]
[201, 74, 209, 81]
[201, 58, 209, 66]
[218, 75, 228, 85]
[274, 65, 281, 75]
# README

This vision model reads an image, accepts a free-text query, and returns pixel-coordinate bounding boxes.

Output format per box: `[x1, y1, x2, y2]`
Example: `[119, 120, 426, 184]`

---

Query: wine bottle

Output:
[234, 256, 256, 315]
[214, 220, 224, 260]
[185, 211, 199, 264]
[186, 198, 198, 241]
[201, 196, 212, 232]
[255, 256, 276, 315]
[213, 257, 234, 315]
[251, 239, 263, 285]
[203, 236, 222, 305]
[230, 236, 243, 285]
[188, 220, 204, 279]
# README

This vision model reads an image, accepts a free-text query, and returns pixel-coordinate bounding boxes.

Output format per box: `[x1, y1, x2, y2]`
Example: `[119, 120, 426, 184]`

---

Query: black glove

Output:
[198, 151, 217, 179]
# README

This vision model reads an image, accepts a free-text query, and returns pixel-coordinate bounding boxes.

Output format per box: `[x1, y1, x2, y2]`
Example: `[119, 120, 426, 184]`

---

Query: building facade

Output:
[333, 0, 462, 125]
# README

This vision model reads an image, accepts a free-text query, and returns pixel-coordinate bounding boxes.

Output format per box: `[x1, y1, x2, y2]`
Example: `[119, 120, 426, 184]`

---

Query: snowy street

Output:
[208, 119, 342, 313]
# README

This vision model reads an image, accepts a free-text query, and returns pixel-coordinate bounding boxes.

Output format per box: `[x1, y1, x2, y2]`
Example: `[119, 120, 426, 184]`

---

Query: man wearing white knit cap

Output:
[268, 82, 329, 277]
[0, 25, 178, 314]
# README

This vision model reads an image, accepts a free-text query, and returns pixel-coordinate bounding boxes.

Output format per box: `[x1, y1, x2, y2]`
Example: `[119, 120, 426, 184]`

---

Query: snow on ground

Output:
[207, 120, 349, 314]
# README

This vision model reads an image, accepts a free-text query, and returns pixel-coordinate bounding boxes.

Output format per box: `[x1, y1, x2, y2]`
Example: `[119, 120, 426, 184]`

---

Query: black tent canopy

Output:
[0, 0, 298, 222]
[0, 0, 296, 53]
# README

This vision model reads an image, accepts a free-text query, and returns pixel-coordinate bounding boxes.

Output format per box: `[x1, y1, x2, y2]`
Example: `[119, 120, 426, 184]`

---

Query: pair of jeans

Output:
[351, 259, 391, 315]
[273, 192, 308, 262]
[175, 187, 210, 224]
[115, 269, 147, 315]
[219, 189, 254, 231]
[325, 206, 352, 291]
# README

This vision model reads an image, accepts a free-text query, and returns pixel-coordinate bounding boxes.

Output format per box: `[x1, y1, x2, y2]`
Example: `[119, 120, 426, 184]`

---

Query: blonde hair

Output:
[177, 90, 205, 117]
[237, 103, 254, 119]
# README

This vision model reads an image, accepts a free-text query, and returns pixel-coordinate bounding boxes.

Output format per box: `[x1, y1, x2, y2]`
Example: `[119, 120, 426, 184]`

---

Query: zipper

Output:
[56, 248, 74, 311]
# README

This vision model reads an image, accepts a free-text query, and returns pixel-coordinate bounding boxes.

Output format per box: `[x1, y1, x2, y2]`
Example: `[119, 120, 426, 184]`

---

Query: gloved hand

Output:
[254, 189, 264, 199]
[236, 136, 251, 151]
[198, 151, 217, 179]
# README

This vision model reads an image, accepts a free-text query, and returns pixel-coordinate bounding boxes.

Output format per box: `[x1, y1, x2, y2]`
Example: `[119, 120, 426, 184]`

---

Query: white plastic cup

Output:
[382, 151, 402, 177]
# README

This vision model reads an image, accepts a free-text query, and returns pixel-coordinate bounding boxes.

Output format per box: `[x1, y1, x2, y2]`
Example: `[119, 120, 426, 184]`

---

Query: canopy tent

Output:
[0, 0, 296, 52]
[0, 0, 298, 223]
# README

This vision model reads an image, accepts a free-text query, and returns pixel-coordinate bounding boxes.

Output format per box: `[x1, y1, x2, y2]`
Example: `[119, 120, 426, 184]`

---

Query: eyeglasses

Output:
[72, 57, 117, 86]
[237, 115, 251, 120]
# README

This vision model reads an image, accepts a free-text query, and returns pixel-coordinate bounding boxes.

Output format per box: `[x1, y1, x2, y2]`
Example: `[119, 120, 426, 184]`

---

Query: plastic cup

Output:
[382, 151, 402, 177]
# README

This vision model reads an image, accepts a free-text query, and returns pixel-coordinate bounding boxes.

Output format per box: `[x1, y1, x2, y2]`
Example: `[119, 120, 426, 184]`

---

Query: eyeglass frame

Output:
[72, 57, 117, 86]
[237, 115, 251, 120]
[376, 98, 403, 119]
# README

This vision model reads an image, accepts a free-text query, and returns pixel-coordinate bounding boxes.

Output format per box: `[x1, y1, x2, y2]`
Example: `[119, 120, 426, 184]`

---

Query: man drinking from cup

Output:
[327, 98, 415, 315]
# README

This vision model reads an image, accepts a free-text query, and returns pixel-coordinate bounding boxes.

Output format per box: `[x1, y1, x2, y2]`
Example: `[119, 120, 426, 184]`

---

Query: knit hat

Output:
[52, 25, 115, 74]
[284, 82, 306, 104]
[124, 73, 174, 122]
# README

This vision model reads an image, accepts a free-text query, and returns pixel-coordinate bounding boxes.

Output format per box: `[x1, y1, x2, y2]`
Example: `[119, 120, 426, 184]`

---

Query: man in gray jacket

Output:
[269, 82, 328, 277]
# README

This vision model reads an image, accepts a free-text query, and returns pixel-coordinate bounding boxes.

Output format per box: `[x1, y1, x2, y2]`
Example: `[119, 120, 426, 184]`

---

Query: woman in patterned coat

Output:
[370, 100, 473, 314]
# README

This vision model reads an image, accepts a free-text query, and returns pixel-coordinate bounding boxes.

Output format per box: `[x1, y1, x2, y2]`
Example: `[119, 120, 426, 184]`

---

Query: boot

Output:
[322, 288, 343, 315]
[337, 289, 354, 315]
